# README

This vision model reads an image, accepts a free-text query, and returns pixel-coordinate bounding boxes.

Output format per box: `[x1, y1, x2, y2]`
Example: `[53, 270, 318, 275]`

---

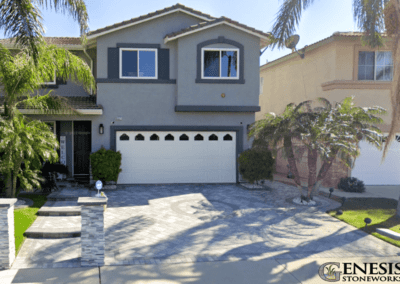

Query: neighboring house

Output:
[0, 4, 271, 184]
[258, 32, 400, 186]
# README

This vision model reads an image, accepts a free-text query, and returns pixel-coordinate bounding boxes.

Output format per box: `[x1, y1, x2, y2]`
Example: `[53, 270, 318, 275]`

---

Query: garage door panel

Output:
[352, 139, 400, 185]
[116, 131, 236, 184]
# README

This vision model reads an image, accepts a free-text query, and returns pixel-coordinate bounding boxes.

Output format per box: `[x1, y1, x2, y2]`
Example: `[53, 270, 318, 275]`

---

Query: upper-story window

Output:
[358, 51, 393, 81]
[260, 77, 264, 95]
[201, 48, 239, 79]
[120, 48, 158, 79]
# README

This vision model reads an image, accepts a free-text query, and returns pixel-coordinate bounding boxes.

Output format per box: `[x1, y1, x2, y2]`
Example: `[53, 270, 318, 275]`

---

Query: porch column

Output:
[77, 197, 108, 267]
[0, 199, 17, 270]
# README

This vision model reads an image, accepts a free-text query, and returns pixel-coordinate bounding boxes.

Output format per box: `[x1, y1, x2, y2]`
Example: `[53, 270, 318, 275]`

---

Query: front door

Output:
[74, 121, 91, 175]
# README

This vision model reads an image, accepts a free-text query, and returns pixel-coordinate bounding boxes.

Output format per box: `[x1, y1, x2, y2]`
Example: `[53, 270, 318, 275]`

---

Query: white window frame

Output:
[201, 47, 239, 79]
[119, 48, 158, 79]
[358, 51, 393, 81]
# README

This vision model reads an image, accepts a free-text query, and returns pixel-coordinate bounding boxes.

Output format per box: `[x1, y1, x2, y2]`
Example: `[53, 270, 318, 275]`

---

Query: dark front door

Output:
[74, 121, 91, 175]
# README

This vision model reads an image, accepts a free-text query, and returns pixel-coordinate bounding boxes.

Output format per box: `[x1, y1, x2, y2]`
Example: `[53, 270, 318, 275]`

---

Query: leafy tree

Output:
[0, 112, 58, 197]
[249, 101, 313, 195]
[0, 0, 89, 63]
[269, 0, 399, 163]
[0, 42, 95, 197]
[295, 97, 386, 199]
[249, 97, 386, 201]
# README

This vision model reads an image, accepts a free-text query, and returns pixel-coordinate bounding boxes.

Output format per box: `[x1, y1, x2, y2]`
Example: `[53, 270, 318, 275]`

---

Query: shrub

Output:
[238, 148, 275, 184]
[337, 177, 366, 193]
[90, 147, 122, 182]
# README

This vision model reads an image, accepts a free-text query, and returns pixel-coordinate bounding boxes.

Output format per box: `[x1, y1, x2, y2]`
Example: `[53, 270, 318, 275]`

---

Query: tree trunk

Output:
[307, 147, 318, 199]
[284, 136, 303, 194]
[5, 172, 12, 198]
[310, 149, 338, 197]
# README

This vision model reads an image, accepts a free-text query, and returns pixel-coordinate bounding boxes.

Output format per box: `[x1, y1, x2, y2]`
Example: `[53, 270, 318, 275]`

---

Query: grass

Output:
[328, 198, 400, 248]
[14, 194, 47, 256]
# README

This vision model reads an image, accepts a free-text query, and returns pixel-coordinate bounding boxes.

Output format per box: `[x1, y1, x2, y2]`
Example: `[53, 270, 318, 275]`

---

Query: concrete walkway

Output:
[2, 256, 400, 283]
[4, 181, 399, 283]
[320, 185, 400, 200]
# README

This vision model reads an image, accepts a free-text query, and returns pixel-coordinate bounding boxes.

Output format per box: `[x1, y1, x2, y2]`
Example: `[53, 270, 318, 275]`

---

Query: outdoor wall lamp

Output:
[99, 124, 104, 134]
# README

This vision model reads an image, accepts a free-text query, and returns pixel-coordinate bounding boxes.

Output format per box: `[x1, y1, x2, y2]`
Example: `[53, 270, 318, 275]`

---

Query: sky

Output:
[0, 0, 356, 65]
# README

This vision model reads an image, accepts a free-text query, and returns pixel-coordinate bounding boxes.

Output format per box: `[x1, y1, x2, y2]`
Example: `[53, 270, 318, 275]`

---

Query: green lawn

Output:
[14, 194, 47, 256]
[328, 198, 400, 248]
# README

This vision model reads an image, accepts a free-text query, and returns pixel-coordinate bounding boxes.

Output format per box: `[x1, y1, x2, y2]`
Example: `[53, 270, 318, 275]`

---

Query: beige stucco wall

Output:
[259, 36, 396, 131]
[258, 35, 398, 187]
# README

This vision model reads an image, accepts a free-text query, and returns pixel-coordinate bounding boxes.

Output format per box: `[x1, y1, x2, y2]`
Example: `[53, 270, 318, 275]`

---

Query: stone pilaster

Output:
[77, 197, 107, 267]
[0, 199, 17, 270]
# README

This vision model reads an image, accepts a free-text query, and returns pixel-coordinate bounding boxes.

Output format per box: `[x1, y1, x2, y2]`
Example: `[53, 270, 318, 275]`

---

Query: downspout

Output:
[83, 48, 94, 95]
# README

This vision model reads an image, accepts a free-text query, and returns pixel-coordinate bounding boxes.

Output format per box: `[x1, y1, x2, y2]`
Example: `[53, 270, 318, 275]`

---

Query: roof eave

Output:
[87, 8, 214, 40]
[164, 21, 271, 46]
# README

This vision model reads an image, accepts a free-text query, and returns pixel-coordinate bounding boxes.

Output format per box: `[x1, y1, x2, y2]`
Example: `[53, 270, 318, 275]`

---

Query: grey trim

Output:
[97, 78, 176, 84]
[175, 106, 260, 112]
[196, 36, 245, 84]
[110, 125, 243, 183]
[195, 78, 245, 84]
[117, 43, 161, 48]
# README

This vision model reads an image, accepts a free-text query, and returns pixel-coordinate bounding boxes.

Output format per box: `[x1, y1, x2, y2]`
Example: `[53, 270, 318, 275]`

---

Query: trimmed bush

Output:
[337, 177, 366, 193]
[238, 148, 275, 184]
[90, 148, 122, 182]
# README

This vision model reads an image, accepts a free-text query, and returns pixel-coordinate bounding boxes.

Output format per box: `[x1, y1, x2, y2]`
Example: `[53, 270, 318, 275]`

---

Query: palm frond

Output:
[0, 0, 44, 62]
[270, 0, 315, 50]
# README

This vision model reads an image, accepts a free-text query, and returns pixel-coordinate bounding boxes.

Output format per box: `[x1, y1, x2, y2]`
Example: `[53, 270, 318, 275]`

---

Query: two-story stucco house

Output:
[0, 4, 271, 184]
[259, 32, 400, 187]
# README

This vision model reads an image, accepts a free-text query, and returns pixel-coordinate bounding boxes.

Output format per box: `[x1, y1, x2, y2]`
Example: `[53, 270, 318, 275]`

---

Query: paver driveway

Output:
[13, 183, 400, 268]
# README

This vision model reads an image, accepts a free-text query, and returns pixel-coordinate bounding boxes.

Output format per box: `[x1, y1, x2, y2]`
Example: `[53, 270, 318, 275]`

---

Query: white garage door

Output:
[116, 131, 236, 184]
[351, 136, 400, 185]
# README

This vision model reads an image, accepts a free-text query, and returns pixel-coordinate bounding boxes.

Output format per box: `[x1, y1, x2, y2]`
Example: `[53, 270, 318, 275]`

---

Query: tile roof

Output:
[164, 16, 271, 44]
[0, 37, 81, 47]
[260, 31, 388, 69]
[88, 3, 215, 37]
[0, 96, 101, 110]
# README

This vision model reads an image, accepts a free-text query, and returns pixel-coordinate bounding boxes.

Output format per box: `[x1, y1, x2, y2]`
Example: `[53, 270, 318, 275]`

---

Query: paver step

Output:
[37, 201, 81, 216]
[47, 189, 93, 201]
[24, 216, 81, 238]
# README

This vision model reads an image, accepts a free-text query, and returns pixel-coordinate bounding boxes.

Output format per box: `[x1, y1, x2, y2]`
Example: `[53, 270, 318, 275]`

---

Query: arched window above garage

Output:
[120, 134, 129, 141]
[135, 134, 144, 141]
[179, 134, 189, 141]
[223, 134, 233, 141]
[209, 134, 218, 141]
[194, 134, 204, 141]
[150, 134, 159, 141]
[165, 134, 174, 141]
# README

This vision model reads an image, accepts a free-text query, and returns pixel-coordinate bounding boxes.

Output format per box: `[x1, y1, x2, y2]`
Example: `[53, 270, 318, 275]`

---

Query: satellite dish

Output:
[284, 34, 305, 59]
[285, 34, 300, 50]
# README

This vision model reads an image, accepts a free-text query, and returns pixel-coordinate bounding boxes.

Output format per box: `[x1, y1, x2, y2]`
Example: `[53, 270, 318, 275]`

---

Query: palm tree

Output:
[0, 0, 89, 62]
[0, 41, 95, 197]
[270, 0, 399, 162]
[249, 101, 313, 196]
[296, 97, 386, 199]
[250, 97, 386, 201]
[0, 42, 95, 119]
[0, 112, 59, 197]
